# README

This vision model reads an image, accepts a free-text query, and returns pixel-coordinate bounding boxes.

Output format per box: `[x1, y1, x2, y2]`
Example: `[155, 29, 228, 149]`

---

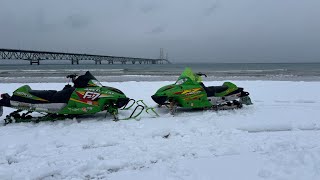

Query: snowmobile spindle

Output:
[169, 101, 177, 115]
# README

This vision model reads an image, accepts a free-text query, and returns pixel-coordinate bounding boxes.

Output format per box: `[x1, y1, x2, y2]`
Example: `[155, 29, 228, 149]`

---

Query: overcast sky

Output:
[0, 0, 319, 63]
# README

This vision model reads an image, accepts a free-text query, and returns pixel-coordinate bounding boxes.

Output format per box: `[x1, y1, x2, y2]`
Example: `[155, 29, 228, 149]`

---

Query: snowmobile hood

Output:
[155, 84, 175, 94]
[177, 67, 202, 85]
[103, 86, 125, 95]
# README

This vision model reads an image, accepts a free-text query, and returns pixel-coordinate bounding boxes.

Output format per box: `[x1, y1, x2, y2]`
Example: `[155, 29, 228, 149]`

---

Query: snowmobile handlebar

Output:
[66, 74, 78, 79]
[66, 74, 79, 84]
[196, 73, 207, 77]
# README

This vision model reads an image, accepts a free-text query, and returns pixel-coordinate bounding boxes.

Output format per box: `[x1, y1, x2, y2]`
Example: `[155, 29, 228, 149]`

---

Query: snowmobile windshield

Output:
[176, 67, 202, 85]
[73, 71, 102, 88]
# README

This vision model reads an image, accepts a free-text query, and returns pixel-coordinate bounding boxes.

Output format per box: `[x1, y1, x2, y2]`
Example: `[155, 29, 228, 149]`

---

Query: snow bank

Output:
[0, 81, 320, 179]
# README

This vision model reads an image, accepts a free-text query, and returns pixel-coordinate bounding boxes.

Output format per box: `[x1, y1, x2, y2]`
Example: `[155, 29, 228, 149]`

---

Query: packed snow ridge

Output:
[1, 81, 320, 180]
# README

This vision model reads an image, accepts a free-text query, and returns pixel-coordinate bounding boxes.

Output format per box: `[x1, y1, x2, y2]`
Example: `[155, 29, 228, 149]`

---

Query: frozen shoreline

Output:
[1, 81, 320, 179]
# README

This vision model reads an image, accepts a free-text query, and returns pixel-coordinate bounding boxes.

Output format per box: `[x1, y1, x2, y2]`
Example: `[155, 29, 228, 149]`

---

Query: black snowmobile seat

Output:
[200, 83, 228, 97]
[29, 90, 57, 101]
[51, 87, 75, 103]
[28, 87, 75, 103]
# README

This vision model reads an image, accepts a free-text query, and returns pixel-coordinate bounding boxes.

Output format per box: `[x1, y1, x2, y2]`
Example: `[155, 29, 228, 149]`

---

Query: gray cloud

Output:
[35, 10, 56, 32]
[65, 14, 91, 29]
[0, 0, 319, 63]
[140, 3, 156, 14]
[148, 26, 165, 34]
[204, 1, 219, 16]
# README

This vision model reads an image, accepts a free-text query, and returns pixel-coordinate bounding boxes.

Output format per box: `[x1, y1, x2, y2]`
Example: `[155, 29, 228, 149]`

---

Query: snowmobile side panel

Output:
[57, 86, 129, 115]
[10, 100, 66, 113]
[12, 85, 50, 103]
[153, 82, 212, 109]
[172, 85, 211, 108]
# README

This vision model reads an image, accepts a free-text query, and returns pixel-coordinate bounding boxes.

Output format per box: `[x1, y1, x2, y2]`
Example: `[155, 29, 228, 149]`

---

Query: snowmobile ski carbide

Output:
[0, 71, 145, 124]
[151, 68, 253, 114]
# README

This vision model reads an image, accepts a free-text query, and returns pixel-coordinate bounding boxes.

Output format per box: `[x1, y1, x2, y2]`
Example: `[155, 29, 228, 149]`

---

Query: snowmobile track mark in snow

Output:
[239, 127, 320, 133]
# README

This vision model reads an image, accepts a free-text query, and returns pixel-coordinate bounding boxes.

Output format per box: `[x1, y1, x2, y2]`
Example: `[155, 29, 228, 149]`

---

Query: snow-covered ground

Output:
[1, 81, 320, 180]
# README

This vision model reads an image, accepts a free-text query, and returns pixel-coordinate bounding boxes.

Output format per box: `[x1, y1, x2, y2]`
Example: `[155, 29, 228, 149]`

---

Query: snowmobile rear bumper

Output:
[240, 91, 250, 97]
[151, 95, 167, 105]
[116, 98, 130, 108]
[0, 93, 11, 107]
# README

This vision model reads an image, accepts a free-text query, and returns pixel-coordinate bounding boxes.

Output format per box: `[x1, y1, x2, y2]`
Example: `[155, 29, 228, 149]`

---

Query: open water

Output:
[0, 62, 320, 83]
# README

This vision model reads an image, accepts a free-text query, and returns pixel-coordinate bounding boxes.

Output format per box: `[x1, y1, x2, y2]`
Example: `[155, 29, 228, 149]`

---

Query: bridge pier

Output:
[71, 59, 79, 65]
[132, 61, 136, 64]
[108, 60, 113, 64]
[121, 61, 126, 64]
[95, 60, 102, 64]
[29, 59, 40, 65]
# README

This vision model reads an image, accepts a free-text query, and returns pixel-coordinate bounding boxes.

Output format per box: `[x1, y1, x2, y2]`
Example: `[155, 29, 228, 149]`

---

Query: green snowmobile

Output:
[0, 71, 142, 124]
[151, 68, 252, 114]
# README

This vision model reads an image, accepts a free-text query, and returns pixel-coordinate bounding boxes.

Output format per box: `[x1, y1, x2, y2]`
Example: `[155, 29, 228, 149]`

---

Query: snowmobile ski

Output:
[136, 100, 159, 118]
[116, 99, 158, 120]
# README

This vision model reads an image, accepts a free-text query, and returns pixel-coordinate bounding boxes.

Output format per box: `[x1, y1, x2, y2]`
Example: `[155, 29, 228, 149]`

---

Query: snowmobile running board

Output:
[1, 99, 156, 125]
[3, 110, 77, 125]
[163, 99, 249, 115]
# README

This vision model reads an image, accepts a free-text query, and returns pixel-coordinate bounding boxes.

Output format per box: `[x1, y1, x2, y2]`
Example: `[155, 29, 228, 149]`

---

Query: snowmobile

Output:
[151, 68, 252, 114]
[0, 71, 143, 124]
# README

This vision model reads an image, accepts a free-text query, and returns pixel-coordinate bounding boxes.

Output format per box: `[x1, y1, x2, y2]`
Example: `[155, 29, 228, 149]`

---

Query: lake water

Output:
[0, 62, 320, 82]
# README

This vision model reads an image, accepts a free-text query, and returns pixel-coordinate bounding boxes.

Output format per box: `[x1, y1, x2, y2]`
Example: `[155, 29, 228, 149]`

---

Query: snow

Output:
[1, 81, 320, 180]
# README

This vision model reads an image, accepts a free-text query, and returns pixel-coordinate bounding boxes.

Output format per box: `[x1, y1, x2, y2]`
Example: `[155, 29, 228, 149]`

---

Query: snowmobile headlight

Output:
[175, 78, 187, 85]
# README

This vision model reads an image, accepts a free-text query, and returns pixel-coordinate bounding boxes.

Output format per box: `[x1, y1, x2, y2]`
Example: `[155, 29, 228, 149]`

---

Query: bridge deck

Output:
[0, 48, 171, 65]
